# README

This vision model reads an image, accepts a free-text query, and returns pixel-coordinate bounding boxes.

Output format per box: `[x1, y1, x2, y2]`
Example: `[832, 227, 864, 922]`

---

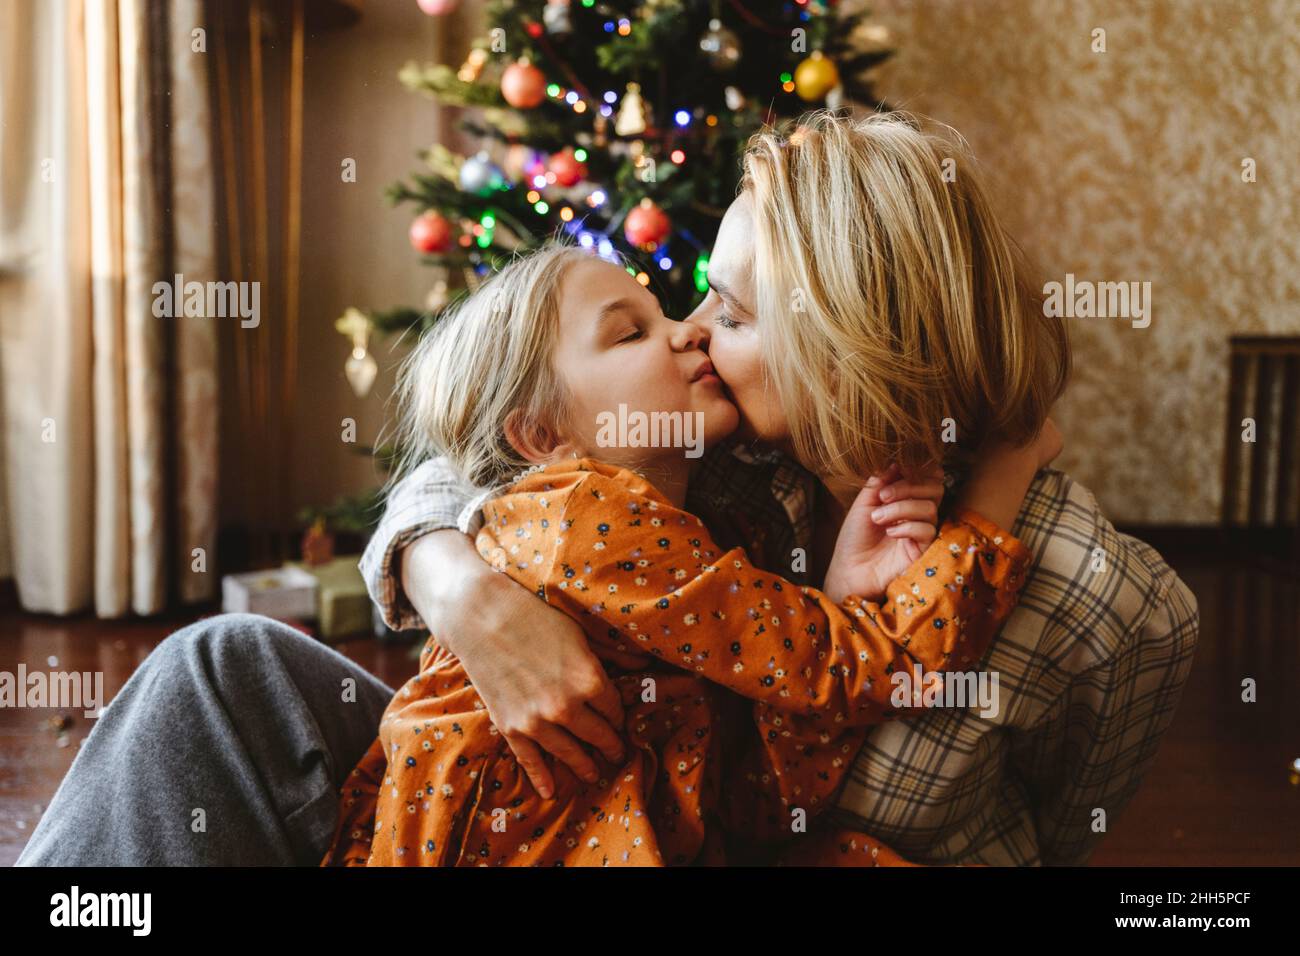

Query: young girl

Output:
[321, 244, 1040, 867]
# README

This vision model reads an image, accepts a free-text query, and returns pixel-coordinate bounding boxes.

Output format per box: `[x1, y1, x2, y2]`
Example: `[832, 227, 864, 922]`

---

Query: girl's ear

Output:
[504, 409, 564, 464]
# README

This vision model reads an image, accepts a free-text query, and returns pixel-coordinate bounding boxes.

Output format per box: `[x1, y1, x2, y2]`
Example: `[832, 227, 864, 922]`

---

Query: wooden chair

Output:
[1221, 336, 1300, 561]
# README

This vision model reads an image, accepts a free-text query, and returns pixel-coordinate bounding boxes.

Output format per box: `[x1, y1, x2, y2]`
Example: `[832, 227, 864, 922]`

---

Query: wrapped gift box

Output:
[221, 567, 318, 620]
[288, 555, 371, 641]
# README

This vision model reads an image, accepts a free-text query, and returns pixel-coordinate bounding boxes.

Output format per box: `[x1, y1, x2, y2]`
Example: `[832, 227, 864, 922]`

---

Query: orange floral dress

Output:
[321, 459, 1031, 867]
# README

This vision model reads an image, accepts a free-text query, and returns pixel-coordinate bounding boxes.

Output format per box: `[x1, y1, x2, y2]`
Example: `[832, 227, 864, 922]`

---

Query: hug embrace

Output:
[17, 110, 1198, 868]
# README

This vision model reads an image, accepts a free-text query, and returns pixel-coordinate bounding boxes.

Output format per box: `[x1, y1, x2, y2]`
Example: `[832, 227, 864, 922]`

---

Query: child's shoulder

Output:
[501, 457, 670, 504]
[480, 460, 691, 548]
[480, 460, 696, 535]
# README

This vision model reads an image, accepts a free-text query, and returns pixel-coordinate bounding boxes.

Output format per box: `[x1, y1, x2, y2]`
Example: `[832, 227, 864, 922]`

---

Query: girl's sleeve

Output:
[518, 469, 1031, 722]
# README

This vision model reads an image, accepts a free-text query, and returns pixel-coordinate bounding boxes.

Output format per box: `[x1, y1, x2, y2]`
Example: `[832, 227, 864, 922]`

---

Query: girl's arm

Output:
[725, 434, 1051, 839]
[483, 462, 1032, 726]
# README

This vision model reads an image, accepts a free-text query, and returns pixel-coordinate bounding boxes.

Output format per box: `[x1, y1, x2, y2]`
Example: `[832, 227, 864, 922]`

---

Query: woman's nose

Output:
[671, 316, 710, 352]
[683, 309, 712, 341]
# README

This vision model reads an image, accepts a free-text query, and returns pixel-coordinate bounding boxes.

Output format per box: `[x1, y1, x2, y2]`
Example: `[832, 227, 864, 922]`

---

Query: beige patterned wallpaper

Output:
[865, 0, 1299, 524]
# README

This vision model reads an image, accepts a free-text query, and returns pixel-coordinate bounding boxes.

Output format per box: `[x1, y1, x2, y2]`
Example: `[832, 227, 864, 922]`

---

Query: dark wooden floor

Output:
[1, 554, 1296, 867]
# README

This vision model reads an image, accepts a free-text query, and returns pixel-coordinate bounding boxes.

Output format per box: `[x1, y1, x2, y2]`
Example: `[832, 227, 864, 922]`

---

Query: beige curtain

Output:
[0, 0, 217, 615]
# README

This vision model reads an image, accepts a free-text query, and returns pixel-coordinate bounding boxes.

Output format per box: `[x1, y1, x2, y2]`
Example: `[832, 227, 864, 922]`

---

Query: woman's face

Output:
[548, 256, 740, 463]
[683, 192, 791, 448]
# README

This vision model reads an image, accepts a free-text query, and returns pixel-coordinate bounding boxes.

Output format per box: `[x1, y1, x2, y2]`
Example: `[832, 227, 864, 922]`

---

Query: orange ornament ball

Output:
[547, 147, 588, 187]
[502, 59, 546, 109]
[623, 199, 670, 249]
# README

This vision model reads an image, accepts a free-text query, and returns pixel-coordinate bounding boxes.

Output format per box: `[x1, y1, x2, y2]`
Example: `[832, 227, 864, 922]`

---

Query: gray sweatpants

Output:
[15, 613, 395, 866]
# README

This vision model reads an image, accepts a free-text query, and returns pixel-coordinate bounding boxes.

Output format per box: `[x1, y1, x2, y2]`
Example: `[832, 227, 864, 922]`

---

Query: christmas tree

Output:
[330, 0, 893, 528]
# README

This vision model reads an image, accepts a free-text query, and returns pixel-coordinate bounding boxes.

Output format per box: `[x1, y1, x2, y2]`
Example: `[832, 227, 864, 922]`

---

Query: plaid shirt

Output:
[361, 442, 1199, 866]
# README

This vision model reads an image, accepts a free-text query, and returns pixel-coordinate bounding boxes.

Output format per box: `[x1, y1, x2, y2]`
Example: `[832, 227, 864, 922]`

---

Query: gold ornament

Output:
[335, 307, 378, 398]
[794, 50, 840, 102]
[457, 47, 488, 82]
[615, 82, 647, 136]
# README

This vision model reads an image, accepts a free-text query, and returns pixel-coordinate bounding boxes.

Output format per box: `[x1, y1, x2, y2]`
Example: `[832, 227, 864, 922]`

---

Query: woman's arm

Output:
[401, 530, 626, 799]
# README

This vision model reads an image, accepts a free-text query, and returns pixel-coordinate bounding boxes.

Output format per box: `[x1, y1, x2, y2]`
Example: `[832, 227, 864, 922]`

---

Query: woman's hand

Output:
[823, 463, 945, 603]
[402, 531, 626, 799]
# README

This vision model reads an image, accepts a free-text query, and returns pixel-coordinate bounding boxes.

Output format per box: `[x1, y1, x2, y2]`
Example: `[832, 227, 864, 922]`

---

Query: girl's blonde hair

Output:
[740, 109, 1070, 481]
[391, 242, 593, 491]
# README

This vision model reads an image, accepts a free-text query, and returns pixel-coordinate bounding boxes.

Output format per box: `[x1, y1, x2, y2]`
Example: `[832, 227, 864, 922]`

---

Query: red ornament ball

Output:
[546, 147, 588, 187]
[409, 211, 452, 254]
[416, 0, 459, 15]
[624, 199, 670, 249]
[501, 60, 546, 109]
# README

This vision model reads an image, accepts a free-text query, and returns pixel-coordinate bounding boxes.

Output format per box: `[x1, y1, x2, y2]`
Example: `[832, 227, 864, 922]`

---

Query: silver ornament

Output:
[699, 18, 741, 71]
[543, 0, 572, 36]
[459, 151, 503, 195]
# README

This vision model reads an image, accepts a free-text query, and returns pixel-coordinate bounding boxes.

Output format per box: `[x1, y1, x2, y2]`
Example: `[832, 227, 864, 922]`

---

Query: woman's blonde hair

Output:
[391, 241, 594, 491]
[740, 109, 1070, 481]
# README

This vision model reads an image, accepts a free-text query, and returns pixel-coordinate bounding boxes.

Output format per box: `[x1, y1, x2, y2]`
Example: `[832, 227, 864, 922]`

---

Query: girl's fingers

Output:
[867, 463, 901, 487]
[870, 499, 939, 526]
[878, 479, 945, 503]
[904, 539, 922, 563]
[885, 521, 937, 543]
[850, 479, 883, 512]
[503, 733, 555, 800]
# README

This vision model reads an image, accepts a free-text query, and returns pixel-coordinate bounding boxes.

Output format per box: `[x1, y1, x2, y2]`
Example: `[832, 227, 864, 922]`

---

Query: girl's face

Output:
[683, 193, 791, 448]
[549, 257, 740, 463]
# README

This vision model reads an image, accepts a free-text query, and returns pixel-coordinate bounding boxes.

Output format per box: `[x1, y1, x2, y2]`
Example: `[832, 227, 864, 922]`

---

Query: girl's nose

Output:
[671, 316, 710, 352]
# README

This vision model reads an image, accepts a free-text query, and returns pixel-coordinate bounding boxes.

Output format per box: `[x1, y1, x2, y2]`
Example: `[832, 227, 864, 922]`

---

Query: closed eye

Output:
[619, 328, 644, 343]
[714, 311, 739, 330]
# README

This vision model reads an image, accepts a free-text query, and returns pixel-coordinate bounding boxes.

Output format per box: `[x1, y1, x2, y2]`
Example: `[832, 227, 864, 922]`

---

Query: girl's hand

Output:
[823, 463, 946, 603]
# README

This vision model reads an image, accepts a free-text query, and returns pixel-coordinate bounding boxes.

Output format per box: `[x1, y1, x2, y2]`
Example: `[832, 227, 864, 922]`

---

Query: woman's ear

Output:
[504, 409, 566, 464]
